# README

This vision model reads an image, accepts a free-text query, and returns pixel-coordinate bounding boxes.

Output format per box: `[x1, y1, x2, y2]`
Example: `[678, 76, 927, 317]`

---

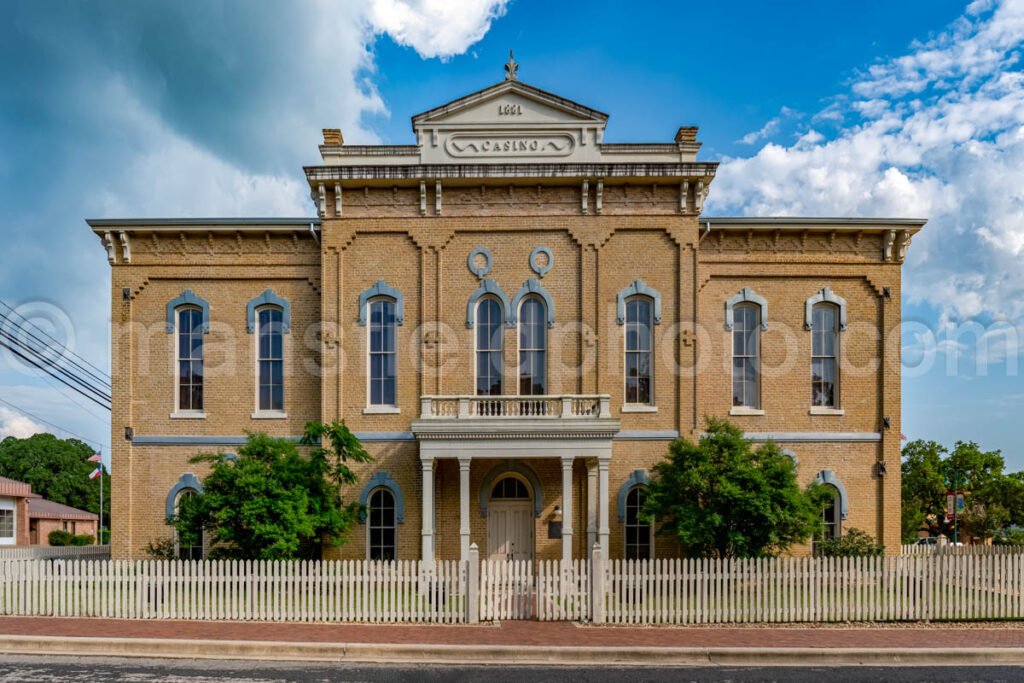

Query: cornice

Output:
[304, 162, 718, 184]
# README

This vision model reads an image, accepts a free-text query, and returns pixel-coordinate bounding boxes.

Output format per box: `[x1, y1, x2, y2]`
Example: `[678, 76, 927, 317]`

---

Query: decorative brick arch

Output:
[478, 461, 544, 518]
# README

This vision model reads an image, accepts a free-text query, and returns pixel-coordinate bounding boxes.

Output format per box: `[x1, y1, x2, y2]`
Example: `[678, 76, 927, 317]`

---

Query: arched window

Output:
[624, 486, 651, 560]
[518, 297, 547, 395]
[256, 307, 284, 412]
[367, 488, 396, 561]
[368, 298, 397, 406]
[811, 303, 839, 408]
[491, 476, 530, 500]
[177, 307, 204, 412]
[624, 297, 653, 405]
[175, 489, 204, 560]
[476, 298, 504, 396]
[819, 485, 841, 541]
[732, 303, 761, 408]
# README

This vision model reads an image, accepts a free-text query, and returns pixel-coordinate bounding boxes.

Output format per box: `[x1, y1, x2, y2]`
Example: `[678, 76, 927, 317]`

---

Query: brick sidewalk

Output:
[1, 617, 1023, 649]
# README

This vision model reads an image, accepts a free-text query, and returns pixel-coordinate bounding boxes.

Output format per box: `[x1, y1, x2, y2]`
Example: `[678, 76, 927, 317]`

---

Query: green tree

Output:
[814, 528, 883, 557]
[0, 434, 109, 520]
[642, 418, 828, 558]
[174, 421, 371, 560]
[900, 440, 948, 542]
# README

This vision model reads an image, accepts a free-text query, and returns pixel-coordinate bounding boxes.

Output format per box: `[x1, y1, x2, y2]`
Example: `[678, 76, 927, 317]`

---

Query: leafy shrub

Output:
[70, 533, 94, 546]
[47, 530, 73, 546]
[144, 538, 177, 560]
[814, 528, 884, 557]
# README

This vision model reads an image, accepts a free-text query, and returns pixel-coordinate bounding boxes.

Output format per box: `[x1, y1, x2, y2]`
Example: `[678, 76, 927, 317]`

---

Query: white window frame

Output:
[731, 302, 762, 412]
[252, 305, 286, 418]
[623, 485, 653, 560]
[622, 295, 655, 410]
[475, 296, 505, 397]
[172, 306, 206, 418]
[364, 296, 400, 414]
[366, 487, 397, 561]
[810, 302, 841, 412]
[517, 295, 547, 396]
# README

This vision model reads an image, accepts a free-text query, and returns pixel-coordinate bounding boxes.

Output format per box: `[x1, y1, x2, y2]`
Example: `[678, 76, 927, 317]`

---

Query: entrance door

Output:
[488, 501, 534, 562]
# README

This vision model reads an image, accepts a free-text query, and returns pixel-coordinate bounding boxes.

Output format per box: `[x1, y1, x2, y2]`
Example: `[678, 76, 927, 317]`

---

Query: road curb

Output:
[0, 635, 1023, 666]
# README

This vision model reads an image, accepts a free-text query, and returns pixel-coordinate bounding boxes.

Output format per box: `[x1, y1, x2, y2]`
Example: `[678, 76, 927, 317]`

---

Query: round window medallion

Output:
[529, 246, 554, 278]
[467, 246, 493, 279]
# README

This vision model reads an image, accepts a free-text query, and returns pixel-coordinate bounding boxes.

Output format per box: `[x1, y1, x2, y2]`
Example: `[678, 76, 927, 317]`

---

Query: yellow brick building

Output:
[90, 68, 923, 561]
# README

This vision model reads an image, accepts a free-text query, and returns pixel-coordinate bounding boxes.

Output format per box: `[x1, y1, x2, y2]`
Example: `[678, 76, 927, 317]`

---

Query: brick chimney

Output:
[322, 128, 344, 146]
[675, 126, 698, 144]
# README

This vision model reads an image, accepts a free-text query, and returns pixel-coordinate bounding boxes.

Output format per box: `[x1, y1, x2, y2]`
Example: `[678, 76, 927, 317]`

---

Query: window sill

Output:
[809, 407, 845, 416]
[621, 404, 658, 414]
[251, 411, 287, 420]
[170, 411, 206, 420]
[729, 407, 765, 416]
[363, 406, 401, 415]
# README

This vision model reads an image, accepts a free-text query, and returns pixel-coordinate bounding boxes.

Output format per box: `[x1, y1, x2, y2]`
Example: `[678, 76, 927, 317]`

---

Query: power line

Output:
[0, 396, 109, 451]
[0, 327, 111, 406]
[0, 300, 111, 386]
[0, 337, 110, 410]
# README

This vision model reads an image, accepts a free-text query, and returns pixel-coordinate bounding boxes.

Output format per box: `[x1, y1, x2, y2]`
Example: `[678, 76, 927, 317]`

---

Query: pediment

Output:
[412, 80, 609, 164]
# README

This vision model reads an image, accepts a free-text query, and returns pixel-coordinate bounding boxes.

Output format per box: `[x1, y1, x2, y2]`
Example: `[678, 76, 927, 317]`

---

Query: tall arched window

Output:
[175, 489, 204, 560]
[368, 488, 396, 561]
[518, 297, 547, 395]
[624, 486, 651, 560]
[256, 307, 284, 412]
[476, 298, 504, 396]
[811, 303, 839, 408]
[177, 307, 204, 412]
[368, 298, 397, 406]
[624, 297, 653, 405]
[732, 303, 761, 408]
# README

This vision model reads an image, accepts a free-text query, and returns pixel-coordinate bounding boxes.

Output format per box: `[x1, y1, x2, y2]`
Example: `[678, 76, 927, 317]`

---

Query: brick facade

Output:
[91, 75, 922, 561]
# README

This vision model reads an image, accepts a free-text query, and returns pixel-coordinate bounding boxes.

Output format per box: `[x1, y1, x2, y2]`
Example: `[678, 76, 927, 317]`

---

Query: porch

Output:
[411, 394, 621, 566]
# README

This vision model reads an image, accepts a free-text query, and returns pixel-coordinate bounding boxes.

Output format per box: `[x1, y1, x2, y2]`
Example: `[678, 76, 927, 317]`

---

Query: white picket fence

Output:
[0, 559, 464, 623]
[0, 545, 110, 561]
[901, 543, 1020, 556]
[1, 546, 1023, 624]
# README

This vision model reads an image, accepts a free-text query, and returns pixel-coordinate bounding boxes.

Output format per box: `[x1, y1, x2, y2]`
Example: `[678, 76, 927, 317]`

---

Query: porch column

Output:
[561, 456, 574, 565]
[421, 457, 435, 565]
[586, 460, 598, 556]
[597, 456, 610, 559]
[459, 456, 471, 564]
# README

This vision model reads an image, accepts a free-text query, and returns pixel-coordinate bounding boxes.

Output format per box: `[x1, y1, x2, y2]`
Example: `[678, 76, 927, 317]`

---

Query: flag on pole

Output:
[89, 467, 102, 480]
[88, 454, 102, 463]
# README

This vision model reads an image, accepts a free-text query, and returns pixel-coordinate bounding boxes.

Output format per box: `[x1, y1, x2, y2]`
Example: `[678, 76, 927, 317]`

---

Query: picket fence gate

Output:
[1, 546, 1023, 625]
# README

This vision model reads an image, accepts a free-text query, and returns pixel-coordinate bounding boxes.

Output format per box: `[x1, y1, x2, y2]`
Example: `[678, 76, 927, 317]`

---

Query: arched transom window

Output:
[491, 476, 530, 500]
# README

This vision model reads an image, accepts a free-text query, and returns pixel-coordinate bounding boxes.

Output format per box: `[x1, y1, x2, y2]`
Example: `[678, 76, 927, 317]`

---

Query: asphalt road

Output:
[0, 657, 1020, 683]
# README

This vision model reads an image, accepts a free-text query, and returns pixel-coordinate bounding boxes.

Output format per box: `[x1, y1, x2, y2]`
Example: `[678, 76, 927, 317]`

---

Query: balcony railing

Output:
[419, 394, 612, 420]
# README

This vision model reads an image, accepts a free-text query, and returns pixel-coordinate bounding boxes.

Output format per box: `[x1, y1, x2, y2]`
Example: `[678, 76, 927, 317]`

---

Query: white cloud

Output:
[0, 407, 45, 440]
[737, 106, 797, 145]
[708, 0, 1024, 329]
[366, 0, 508, 60]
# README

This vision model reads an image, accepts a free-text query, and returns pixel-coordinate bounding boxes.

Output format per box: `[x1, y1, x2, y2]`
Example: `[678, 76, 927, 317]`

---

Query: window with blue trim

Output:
[732, 303, 761, 408]
[177, 308, 204, 411]
[811, 304, 840, 408]
[257, 307, 284, 412]
[518, 297, 547, 395]
[818, 484, 841, 542]
[625, 297, 653, 405]
[476, 298, 504, 396]
[624, 486, 651, 560]
[368, 488, 396, 561]
[368, 298, 397, 406]
[175, 489, 204, 560]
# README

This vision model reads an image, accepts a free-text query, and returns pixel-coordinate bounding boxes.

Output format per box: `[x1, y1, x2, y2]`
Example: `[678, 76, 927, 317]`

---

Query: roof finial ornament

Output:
[504, 49, 518, 81]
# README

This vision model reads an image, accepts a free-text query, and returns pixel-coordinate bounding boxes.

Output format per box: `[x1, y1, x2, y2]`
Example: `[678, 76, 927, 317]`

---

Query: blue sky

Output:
[1, 0, 1022, 468]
